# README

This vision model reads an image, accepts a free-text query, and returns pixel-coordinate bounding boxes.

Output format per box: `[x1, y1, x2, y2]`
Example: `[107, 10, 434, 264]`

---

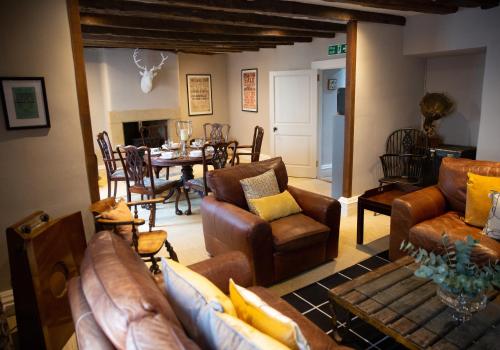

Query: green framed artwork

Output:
[1, 77, 50, 130]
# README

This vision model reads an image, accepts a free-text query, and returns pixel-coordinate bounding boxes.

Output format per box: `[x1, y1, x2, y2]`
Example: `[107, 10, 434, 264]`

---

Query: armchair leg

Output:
[165, 240, 178, 262]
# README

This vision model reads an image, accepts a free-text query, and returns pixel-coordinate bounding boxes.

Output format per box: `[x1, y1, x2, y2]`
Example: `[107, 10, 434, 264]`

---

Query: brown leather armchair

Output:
[390, 157, 500, 264]
[201, 157, 341, 286]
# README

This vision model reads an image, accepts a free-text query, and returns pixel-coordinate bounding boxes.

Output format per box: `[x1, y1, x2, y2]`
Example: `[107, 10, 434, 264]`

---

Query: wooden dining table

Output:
[148, 152, 208, 184]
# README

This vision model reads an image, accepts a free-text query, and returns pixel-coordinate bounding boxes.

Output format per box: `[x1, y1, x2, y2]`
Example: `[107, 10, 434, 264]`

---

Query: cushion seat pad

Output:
[248, 286, 343, 350]
[138, 230, 167, 254]
[110, 168, 125, 180]
[271, 213, 330, 252]
[409, 211, 500, 265]
[143, 177, 179, 192]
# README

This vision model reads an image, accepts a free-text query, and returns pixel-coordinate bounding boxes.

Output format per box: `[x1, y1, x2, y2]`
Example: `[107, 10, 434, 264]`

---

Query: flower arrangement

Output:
[401, 234, 500, 298]
[419, 92, 454, 138]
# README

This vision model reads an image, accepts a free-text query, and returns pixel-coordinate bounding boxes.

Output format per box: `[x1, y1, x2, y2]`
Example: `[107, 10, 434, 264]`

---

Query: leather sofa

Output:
[390, 157, 500, 263]
[201, 157, 341, 286]
[68, 230, 347, 350]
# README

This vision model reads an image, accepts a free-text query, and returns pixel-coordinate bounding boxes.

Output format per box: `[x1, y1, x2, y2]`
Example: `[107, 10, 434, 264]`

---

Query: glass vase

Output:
[437, 285, 487, 323]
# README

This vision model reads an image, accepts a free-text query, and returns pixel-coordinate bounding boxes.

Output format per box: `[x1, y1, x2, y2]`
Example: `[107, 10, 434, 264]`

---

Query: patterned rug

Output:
[282, 251, 407, 350]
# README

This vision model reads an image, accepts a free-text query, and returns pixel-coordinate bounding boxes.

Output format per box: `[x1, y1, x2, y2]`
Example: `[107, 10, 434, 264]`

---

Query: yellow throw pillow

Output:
[161, 258, 236, 346]
[465, 172, 500, 227]
[248, 190, 301, 222]
[229, 279, 309, 350]
[206, 310, 291, 350]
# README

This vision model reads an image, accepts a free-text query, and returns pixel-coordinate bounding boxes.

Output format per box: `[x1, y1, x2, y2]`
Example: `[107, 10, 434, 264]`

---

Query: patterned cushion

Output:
[143, 177, 178, 192]
[110, 168, 125, 180]
[484, 191, 500, 241]
[240, 169, 280, 215]
[187, 177, 205, 191]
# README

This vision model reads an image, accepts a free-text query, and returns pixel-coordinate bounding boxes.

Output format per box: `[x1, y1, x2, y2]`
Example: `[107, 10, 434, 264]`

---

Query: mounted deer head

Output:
[133, 49, 168, 94]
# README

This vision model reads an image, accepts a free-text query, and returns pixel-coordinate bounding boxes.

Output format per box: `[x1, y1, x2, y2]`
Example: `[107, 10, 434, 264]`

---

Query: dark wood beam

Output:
[80, 13, 339, 38]
[83, 40, 260, 52]
[119, 0, 406, 25]
[321, 0, 457, 14]
[79, 0, 374, 32]
[81, 25, 313, 43]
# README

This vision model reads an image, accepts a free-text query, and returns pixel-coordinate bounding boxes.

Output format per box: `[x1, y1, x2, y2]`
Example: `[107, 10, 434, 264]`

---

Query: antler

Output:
[152, 53, 168, 72]
[133, 48, 146, 70]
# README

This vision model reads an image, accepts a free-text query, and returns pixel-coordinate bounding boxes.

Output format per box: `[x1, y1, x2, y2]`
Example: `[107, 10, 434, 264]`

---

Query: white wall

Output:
[404, 7, 500, 161]
[0, 0, 93, 292]
[226, 37, 347, 152]
[352, 22, 425, 195]
[424, 52, 485, 146]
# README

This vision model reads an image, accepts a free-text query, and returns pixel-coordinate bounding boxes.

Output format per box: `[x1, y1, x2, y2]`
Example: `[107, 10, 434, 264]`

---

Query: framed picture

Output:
[241, 68, 258, 112]
[327, 79, 338, 90]
[186, 74, 213, 116]
[1, 77, 50, 130]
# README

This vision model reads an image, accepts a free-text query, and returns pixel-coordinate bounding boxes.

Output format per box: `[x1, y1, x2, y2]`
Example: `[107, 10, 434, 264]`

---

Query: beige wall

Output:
[352, 22, 425, 195]
[226, 37, 347, 152]
[177, 53, 230, 138]
[0, 0, 93, 292]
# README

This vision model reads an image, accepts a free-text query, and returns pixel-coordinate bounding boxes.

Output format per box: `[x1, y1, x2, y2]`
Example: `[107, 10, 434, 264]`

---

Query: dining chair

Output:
[235, 125, 264, 164]
[89, 196, 178, 274]
[203, 123, 231, 144]
[140, 124, 171, 180]
[97, 131, 126, 197]
[182, 141, 238, 215]
[117, 145, 182, 228]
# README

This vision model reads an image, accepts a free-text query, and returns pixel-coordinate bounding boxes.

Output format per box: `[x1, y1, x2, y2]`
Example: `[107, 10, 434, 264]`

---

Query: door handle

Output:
[273, 127, 278, 132]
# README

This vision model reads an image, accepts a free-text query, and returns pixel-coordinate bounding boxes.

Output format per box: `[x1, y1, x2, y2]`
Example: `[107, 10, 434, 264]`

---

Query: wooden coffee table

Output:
[328, 257, 500, 350]
[357, 183, 419, 244]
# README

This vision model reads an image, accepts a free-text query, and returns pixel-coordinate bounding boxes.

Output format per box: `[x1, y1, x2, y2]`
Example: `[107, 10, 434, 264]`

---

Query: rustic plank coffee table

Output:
[328, 257, 500, 350]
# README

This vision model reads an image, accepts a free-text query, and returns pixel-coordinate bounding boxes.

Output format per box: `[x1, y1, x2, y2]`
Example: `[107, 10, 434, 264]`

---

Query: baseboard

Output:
[338, 195, 358, 217]
[320, 163, 332, 170]
[1, 289, 14, 315]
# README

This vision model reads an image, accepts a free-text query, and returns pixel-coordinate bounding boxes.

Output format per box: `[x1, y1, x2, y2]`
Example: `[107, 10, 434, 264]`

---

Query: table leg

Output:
[357, 202, 364, 245]
[329, 302, 352, 343]
[177, 165, 194, 216]
[153, 166, 161, 179]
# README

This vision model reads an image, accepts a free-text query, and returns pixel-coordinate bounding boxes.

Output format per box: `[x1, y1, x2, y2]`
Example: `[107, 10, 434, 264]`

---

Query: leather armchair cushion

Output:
[438, 158, 500, 213]
[409, 211, 500, 265]
[271, 213, 330, 252]
[80, 231, 192, 349]
[207, 157, 288, 209]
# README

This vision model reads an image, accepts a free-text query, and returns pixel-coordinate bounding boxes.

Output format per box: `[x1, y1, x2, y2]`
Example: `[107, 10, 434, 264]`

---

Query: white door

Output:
[270, 69, 318, 178]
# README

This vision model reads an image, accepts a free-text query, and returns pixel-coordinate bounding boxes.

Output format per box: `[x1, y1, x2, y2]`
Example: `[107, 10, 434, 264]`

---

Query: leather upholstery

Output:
[68, 230, 344, 350]
[202, 158, 341, 286]
[390, 158, 500, 263]
[206, 157, 288, 210]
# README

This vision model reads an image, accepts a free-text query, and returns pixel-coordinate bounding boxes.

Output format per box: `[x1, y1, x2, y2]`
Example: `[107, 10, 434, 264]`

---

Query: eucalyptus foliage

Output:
[401, 234, 500, 297]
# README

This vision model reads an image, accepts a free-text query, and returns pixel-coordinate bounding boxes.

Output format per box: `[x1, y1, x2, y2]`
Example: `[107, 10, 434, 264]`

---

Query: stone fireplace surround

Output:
[109, 108, 180, 146]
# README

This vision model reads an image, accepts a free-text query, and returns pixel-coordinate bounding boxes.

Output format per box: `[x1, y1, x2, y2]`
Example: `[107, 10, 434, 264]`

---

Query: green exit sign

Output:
[328, 44, 347, 55]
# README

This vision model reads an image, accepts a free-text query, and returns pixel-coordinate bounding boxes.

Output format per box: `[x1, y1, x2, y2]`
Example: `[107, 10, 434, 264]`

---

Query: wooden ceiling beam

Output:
[320, 0, 458, 14]
[83, 40, 263, 52]
[81, 25, 313, 43]
[116, 0, 406, 25]
[80, 13, 339, 38]
[82, 38, 283, 49]
[79, 0, 365, 31]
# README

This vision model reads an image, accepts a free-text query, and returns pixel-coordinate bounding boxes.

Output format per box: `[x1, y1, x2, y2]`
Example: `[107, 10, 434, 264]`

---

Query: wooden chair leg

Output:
[165, 167, 170, 180]
[175, 187, 183, 216]
[184, 187, 192, 216]
[149, 256, 161, 274]
[151, 202, 156, 230]
[113, 181, 118, 197]
[107, 178, 112, 198]
[165, 240, 178, 262]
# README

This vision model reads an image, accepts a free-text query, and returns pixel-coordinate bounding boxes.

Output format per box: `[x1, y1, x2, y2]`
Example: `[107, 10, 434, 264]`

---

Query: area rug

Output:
[282, 251, 407, 350]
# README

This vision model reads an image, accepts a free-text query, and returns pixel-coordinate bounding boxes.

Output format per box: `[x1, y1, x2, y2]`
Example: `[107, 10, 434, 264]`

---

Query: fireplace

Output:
[123, 119, 169, 147]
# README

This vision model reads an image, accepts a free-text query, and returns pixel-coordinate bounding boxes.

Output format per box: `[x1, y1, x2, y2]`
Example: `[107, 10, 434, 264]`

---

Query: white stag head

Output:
[133, 49, 168, 94]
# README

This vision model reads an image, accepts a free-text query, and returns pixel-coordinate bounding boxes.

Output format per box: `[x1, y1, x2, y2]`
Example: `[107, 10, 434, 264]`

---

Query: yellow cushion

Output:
[207, 311, 291, 350]
[248, 190, 302, 222]
[229, 279, 309, 350]
[465, 172, 500, 227]
[100, 200, 133, 236]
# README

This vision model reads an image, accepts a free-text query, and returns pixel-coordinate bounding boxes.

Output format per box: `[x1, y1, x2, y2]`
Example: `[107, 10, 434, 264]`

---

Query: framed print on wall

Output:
[241, 68, 258, 112]
[1, 77, 50, 130]
[186, 74, 213, 116]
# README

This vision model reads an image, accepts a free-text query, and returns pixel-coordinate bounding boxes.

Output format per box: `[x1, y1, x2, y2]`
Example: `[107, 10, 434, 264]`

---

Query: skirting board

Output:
[320, 163, 332, 170]
[338, 195, 358, 217]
